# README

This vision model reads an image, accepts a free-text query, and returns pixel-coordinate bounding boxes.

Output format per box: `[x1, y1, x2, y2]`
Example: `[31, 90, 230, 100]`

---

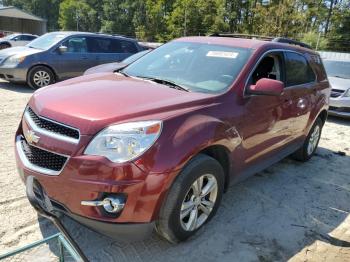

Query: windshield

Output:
[3, 34, 18, 40]
[323, 60, 350, 79]
[123, 42, 252, 93]
[122, 50, 150, 64]
[27, 32, 67, 50]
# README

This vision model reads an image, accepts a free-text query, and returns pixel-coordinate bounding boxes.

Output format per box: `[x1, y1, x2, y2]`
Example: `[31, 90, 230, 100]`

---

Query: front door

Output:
[236, 51, 294, 177]
[57, 36, 96, 79]
[10, 35, 29, 47]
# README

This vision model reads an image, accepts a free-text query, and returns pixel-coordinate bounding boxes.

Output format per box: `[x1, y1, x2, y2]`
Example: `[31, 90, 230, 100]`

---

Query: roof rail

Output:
[272, 37, 312, 50]
[209, 33, 313, 50]
[209, 33, 274, 41]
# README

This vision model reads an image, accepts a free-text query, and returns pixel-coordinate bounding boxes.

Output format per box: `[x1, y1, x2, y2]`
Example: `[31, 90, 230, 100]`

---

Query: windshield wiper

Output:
[135, 76, 190, 92]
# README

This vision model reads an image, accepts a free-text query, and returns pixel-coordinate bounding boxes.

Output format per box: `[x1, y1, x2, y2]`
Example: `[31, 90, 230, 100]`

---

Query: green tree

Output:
[59, 0, 98, 32]
[301, 31, 328, 50]
[100, 0, 137, 36]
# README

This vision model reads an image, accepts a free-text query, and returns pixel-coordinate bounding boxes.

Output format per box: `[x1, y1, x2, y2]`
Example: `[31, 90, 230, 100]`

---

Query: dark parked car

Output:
[84, 49, 151, 75]
[16, 36, 330, 243]
[0, 32, 143, 89]
[0, 33, 38, 49]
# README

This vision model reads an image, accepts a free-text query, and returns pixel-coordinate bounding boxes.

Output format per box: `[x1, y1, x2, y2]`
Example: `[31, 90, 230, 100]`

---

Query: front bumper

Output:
[0, 66, 27, 82]
[25, 175, 154, 242]
[15, 135, 172, 223]
[329, 97, 350, 118]
[15, 136, 174, 240]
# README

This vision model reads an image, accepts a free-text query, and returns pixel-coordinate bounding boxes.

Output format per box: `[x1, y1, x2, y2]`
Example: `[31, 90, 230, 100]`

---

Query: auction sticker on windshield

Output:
[206, 51, 239, 59]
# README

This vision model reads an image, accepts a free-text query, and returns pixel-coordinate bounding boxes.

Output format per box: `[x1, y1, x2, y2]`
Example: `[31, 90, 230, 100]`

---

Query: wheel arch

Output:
[318, 109, 328, 126]
[27, 64, 58, 82]
[0, 41, 11, 47]
[199, 144, 232, 191]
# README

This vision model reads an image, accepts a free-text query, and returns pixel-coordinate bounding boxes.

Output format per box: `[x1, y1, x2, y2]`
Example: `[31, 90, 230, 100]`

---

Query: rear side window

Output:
[87, 37, 137, 53]
[120, 40, 138, 53]
[285, 52, 316, 86]
[87, 37, 116, 53]
[22, 35, 36, 41]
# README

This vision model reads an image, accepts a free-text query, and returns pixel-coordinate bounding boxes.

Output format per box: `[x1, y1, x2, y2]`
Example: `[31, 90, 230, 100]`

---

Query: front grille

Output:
[331, 89, 345, 98]
[21, 139, 67, 172]
[27, 107, 79, 140]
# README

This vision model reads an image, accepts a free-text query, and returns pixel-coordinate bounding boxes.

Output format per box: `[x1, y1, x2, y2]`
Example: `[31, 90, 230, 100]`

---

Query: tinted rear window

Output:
[87, 37, 137, 53]
[285, 52, 316, 86]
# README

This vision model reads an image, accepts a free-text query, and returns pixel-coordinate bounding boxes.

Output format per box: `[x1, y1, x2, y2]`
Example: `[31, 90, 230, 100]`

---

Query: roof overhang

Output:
[0, 6, 46, 22]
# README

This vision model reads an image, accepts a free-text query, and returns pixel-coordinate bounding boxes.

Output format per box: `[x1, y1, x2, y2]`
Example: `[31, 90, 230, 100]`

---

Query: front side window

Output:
[285, 52, 315, 86]
[63, 37, 87, 53]
[250, 52, 283, 85]
[123, 42, 252, 93]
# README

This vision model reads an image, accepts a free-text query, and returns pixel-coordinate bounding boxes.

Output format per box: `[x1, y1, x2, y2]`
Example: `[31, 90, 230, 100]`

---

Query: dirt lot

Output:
[0, 80, 350, 261]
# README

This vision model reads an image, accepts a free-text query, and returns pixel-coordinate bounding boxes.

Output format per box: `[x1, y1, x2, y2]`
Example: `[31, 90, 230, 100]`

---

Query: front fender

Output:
[134, 112, 241, 221]
[134, 113, 241, 174]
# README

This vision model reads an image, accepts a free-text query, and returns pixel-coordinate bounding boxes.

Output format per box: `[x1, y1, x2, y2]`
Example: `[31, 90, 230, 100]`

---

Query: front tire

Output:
[0, 43, 10, 50]
[28, 66, 55, 89]
[156, 154, 224, 243]
[292, 118, 323, 161]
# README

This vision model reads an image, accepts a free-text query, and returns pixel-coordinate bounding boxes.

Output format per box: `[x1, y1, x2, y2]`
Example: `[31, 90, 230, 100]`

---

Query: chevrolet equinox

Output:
[15, 36, 330, 243]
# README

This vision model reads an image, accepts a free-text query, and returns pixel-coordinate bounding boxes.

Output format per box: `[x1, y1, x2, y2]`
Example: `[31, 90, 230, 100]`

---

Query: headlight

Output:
[85, 121, 162, 163]
[343, 88, 350, 97]
[3, 55, 26, 66]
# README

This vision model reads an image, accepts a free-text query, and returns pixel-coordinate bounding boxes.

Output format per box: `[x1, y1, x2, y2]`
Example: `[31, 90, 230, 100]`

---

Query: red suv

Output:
[15, 36, 330, 243]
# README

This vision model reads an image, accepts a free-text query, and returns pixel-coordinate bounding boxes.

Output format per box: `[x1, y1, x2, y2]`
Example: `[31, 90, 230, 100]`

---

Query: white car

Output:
[0, 34, 38, 50]
[323, 59, 350, 118]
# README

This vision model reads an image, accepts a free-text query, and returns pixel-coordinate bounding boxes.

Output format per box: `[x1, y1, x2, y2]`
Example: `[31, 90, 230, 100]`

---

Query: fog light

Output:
[81, 196, 125, 214]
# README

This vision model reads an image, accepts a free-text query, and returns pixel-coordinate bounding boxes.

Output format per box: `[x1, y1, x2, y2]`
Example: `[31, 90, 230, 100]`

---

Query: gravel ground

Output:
[0, 80, 350, 262]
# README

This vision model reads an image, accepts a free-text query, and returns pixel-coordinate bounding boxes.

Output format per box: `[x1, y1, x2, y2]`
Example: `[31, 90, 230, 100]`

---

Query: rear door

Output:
[283, 51, 317, 138]
[57, 36, 96, 79]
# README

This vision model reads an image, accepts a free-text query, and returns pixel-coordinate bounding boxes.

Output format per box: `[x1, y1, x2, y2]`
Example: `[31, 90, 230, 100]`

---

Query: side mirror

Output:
[248, 78, 284, 96]
[58, 45, 68, 54]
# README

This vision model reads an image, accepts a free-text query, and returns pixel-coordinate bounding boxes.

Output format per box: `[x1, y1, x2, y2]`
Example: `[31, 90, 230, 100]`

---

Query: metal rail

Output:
[0, 176, 89, 262]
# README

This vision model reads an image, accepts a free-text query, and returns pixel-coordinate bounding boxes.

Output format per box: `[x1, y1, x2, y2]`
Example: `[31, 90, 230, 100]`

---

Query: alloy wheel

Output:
[180, 174, 218, 231]
[33, 70, 51, 87]
[307, 125, 320, 155]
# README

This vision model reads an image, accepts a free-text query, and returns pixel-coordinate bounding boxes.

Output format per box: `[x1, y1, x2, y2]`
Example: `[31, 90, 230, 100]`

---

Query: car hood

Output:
[0, 46, 43, 59]
[328, 76, 350, 91]
[29, 73, 213, 135]
[84, 62, 126, 75]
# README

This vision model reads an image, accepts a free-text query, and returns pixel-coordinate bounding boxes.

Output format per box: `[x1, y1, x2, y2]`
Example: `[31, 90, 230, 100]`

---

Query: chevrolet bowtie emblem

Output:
[25, 129, 40, 144]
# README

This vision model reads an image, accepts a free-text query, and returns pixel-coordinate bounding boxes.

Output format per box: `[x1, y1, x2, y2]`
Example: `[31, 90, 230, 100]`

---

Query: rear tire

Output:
[156, 154, 225, 243]
[291, 118, 323, 162]
[28, 66, 55, 89]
